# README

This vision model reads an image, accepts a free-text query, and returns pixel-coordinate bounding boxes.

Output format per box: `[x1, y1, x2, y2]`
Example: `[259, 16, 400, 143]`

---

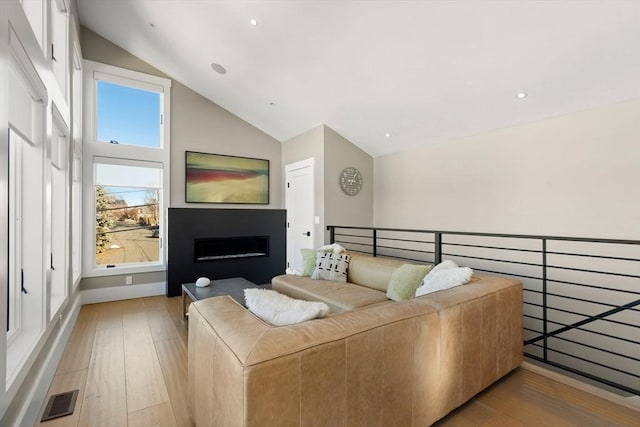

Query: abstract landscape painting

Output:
[185, 151, 269, 204]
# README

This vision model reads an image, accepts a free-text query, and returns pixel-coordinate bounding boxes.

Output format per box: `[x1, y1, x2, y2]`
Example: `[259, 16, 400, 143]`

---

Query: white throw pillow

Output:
[311, 252, 350, 282]
[317, 243, 347, 254]
[429, 259, 459, 274]
[244, 289, 330, 326]
[415, 264, 473, 297]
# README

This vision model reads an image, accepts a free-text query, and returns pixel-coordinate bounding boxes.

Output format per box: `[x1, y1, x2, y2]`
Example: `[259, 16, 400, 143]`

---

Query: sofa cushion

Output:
[347, 254, 407, 291]
[386, 263, 432, 301]
[311, 252, 350, 282]
[272, 275, 389, 313]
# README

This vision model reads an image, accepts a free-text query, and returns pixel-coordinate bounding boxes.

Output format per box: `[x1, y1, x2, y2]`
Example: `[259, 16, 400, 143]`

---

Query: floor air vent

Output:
[40, 389, 79, 422]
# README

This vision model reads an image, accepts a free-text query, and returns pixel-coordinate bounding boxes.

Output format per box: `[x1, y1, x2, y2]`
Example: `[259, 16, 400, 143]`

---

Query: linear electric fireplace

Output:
[194, 236, 269, 262]
[167, 208, 286, 297]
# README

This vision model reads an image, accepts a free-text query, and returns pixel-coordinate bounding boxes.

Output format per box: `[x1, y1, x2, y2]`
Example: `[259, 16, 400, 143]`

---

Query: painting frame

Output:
[185, 151, 270, 204]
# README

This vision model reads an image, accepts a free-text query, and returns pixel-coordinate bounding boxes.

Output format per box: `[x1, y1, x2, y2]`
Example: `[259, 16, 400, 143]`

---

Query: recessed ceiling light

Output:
[516, 92, 528, 99]
[385, 132, 391, 138]
[249, 18, 258, 26]
[210, 63, 227, 74]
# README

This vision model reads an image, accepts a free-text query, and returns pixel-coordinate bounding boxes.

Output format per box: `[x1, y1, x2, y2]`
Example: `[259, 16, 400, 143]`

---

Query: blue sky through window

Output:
[96, 80, 160, 148]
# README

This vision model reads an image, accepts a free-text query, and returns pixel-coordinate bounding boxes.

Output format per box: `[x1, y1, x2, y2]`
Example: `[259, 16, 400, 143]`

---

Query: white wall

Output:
[374, 99, 640, 240]
[282, 125, 374, 244]
[324, 126, 374, 241]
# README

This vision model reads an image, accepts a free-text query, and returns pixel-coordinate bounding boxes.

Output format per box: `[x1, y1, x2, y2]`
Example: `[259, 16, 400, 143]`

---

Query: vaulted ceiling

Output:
[78, 1, 640, 156]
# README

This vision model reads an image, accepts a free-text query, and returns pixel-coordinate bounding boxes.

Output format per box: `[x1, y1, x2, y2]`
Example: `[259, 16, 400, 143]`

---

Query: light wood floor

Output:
[37, 296, 638, 427]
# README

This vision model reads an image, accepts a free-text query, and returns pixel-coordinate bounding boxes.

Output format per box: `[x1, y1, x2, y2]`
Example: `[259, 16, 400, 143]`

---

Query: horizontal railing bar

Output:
[340, 249, 371, 255]
[523, 302, 544, 308]
[328, 226, 640, 245]
[334, 233, 373, 239]
[538, 319, 640, 346]
[375, 254, 434, 264]
[524, 289, 544, 295]
[441, 252, 543, 268]
[450, 254, 640, 280]
[525, 320, 638, 344]
[545, 306, 639, 330]
[546, 347, 640, 379]
[546, 278, 640, 296]
[544, 291, 622, 308]
[337, 240, 373, 248]
[525, 355, 639, 396]
[378, 245, 434, 255]
[461, 266, 542, 281]
[547, 250, 640, 263]
[443, 242, 542, 254]
[378, 236, 435, 244]
[548, 300, 640, 344]
[547, 264, 640, 279]
[525, 299, 640, 345]
[549, 336, 640, 362]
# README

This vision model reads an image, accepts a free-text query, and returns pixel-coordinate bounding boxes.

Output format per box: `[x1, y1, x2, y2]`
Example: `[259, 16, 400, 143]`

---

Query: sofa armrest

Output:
[414, 274, 523, 410]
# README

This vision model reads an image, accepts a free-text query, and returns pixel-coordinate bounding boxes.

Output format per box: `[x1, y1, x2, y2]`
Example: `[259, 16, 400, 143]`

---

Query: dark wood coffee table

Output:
[181, 277, 269, 320]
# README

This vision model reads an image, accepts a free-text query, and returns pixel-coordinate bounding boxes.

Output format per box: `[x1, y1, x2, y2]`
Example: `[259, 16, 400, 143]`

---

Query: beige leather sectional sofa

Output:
[188, 254, 523, 426]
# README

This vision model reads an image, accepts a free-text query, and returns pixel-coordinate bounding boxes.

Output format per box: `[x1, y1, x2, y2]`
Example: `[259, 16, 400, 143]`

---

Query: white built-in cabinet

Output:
[1, 0, 82, 417]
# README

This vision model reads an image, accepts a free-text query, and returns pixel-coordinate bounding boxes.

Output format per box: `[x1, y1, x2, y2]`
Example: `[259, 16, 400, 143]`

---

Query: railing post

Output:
[328, 226, 335, 244]
[542, 238, 548, 361]
[372, 229, 377, 257]
[435, 232, 442, 264]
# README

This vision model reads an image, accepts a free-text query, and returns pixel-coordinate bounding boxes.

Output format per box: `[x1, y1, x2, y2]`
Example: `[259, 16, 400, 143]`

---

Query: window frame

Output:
[5, 24, 49, 389]
[70, 16, 82, 287]
[82, 60, 171, 278]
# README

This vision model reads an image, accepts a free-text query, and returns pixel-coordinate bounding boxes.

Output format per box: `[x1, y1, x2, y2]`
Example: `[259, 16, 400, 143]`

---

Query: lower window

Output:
[93, 158, 163, 268]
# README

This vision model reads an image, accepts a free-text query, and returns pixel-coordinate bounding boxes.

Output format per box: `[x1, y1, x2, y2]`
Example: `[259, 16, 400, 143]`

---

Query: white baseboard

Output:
[81, 281, 166, 305]
[13, 292, 82, 426]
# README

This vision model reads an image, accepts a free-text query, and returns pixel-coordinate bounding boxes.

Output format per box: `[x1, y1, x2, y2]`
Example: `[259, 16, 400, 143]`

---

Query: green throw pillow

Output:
[386, 264, 432, 301]
[301, 249, 317, 276]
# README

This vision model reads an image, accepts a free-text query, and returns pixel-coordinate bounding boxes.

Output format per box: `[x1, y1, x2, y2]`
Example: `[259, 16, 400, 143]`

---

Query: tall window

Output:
[50, 0, 68, 101]
[20, 0, 45, 52]
[83, 61, 170, 276]
[6, 34, 47, 384]
[50, 106, 69, 318]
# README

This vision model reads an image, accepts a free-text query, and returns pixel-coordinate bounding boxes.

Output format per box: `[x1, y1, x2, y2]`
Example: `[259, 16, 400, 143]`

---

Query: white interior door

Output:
[285, 158, 315, 272]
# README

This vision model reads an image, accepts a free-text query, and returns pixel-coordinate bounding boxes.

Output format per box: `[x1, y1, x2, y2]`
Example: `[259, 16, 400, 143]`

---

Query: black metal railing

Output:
[327, 225, 640, 396]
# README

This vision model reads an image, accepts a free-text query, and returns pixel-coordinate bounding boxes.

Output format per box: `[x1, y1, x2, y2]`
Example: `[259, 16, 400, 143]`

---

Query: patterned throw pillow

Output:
[311, 252, 351, 282]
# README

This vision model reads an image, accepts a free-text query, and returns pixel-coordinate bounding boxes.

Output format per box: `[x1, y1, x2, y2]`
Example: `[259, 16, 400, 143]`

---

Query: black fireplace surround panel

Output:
[167, 208, 286, 297]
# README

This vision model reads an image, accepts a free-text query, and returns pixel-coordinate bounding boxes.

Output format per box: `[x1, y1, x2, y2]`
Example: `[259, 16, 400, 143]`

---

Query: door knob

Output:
[303, 231, 311, 236]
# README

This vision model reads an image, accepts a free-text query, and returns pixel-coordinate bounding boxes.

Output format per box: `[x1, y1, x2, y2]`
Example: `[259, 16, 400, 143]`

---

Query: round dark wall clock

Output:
[339, 167, 362, 196]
